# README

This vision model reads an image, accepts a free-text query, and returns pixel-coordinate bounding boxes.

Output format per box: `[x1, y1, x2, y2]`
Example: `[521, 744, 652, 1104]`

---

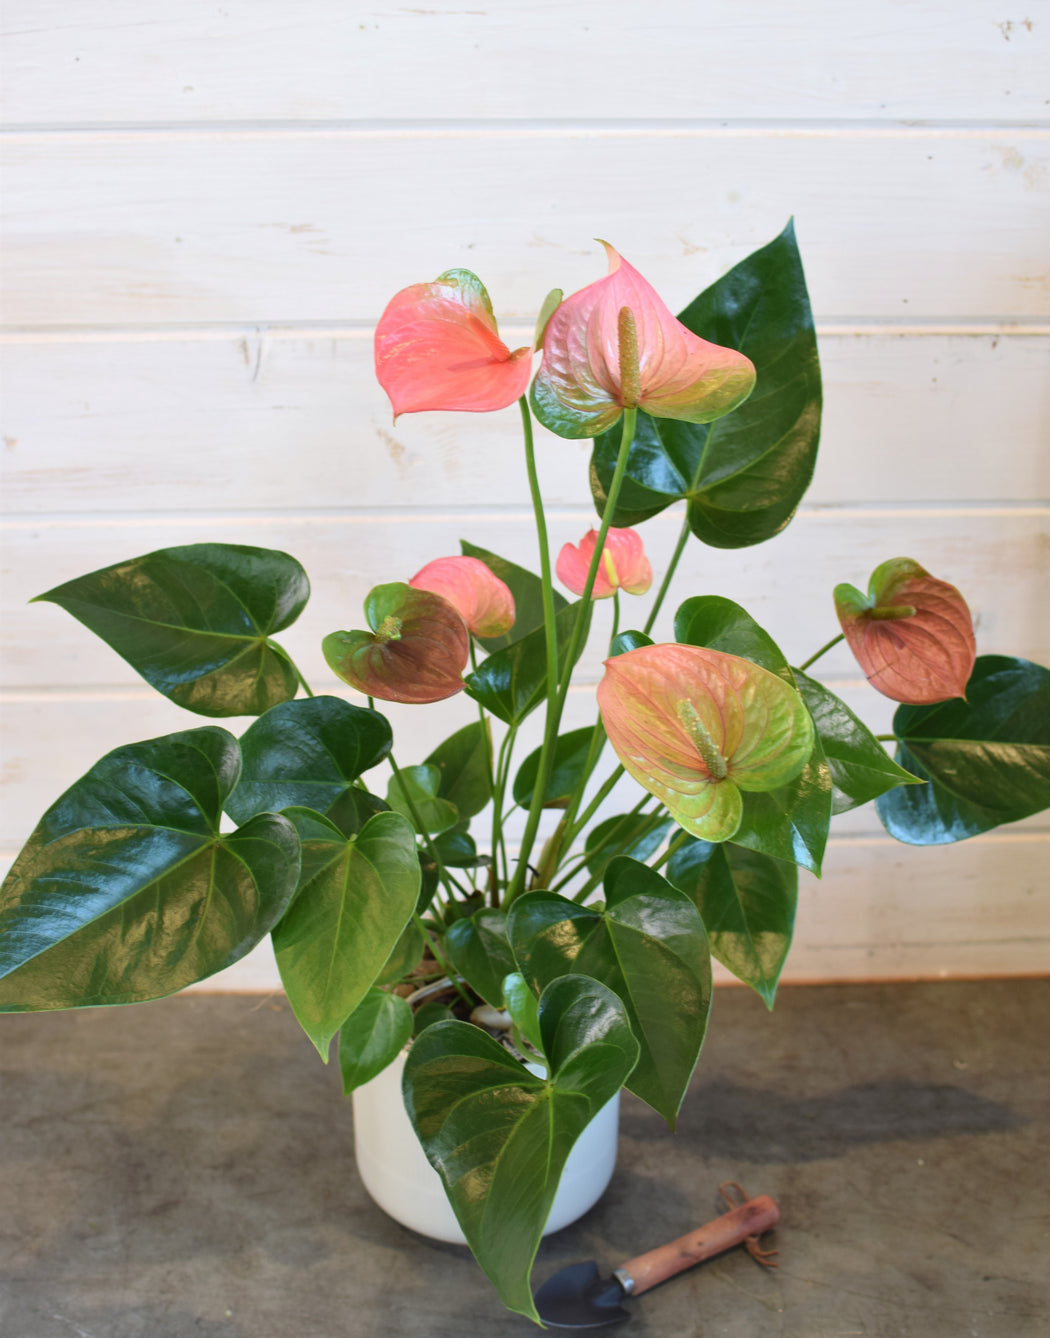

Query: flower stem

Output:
[388, 751, 454, 913]
[798, 633, 845, 672]
[508, 407, 639, 903]
[412, 915, 473, 1009]
[643, 510, 691, 637]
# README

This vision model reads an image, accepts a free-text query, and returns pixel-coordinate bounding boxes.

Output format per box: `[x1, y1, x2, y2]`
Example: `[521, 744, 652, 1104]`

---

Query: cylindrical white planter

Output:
[352, 1047, 620, 1243]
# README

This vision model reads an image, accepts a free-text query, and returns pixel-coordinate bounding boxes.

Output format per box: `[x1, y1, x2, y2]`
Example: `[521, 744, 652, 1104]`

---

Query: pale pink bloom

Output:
[556, 527, 652, 599]
[410, 556, 515, 638]
[834, 558, 976, 705]
[375, 269, 532, 417]
[598, 643, 814, 843]
[532, 243, 756, 438]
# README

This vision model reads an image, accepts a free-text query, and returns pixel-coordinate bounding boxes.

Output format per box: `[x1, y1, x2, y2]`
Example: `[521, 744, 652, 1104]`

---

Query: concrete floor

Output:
[1, 980, 1047, 1338]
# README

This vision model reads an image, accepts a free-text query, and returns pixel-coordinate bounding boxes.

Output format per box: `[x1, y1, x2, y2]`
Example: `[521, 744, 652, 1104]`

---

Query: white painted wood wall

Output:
[2, 2, 1048, 989]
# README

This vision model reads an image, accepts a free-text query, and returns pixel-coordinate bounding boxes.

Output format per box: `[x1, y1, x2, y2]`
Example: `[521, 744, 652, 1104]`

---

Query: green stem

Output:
[643, 511, 691, 637]
[412, 914, 473, 1008]
[874, 733, 898, 743]
[509, 408, 639, 903]
[565, 762, 625, 848]
[650, 828, 691, 874]
[798, 633, 845, 673]
[388, 751, 455, 913]
[290, 657, 315, 699]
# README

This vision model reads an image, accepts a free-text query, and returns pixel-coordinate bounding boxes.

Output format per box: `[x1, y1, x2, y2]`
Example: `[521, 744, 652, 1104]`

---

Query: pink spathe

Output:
[375, 269, 532, 417]
[556, 527, 652, 599]
[410, 556, 515, 638]
[532, 243, 756, 438]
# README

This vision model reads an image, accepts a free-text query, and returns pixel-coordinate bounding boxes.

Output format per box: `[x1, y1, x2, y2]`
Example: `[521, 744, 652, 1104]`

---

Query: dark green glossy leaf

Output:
[794, 669, 920, 814]
[675, 595, 793, 682]
[502, 971, 543, 1054]
[583, 811, 673, 881]
[732, 739, 833, 876]
[668, 839, 797, 1007]
[0, 728, 300, 1010]
[386, 765, 458, 837]
[225, 696, 392, 825]
[424, 721, 493, 820]
[513, 727, 595, 809]
[876, 656, 1050, 844]
[591, 221, 821, 549]
[337, 987, 412, 1093]
[460, 541, 568, 653]
[272, 809, 420, 1057]
[414, 1000, 455, 1034]
[431, 828, 484, 868]
[34, 544, 309, 716]
[403, 975, 638, 1322]
[464, 602, 588, 726]
[508, 858, 711, 1126]
[609, 630, 653, 656]
[445, 908, 516, 1007]
[376, 917, 425, 985]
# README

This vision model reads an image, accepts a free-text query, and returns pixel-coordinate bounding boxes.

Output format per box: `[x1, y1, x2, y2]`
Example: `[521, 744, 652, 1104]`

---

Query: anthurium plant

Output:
[3, 223, 1049, 1323]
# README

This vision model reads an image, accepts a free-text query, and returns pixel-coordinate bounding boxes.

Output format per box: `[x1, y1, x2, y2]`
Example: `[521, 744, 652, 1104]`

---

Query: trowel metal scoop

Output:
[534, 1188, 780, 1329]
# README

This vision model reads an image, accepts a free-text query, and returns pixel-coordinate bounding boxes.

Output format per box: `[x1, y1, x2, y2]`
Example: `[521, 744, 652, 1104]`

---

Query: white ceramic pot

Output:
[352, 1047, 620, 1243]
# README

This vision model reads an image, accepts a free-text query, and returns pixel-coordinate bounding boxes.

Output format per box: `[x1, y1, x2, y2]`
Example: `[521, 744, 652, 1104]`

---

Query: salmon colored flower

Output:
[409, 556, 515, 638]
[834, 557, 976, 705]
[531, 242, 756, 439]
[323, 583, 469, 705]
[598, 643, 814, 842]
[556, 527, 652, 599]
[375, 269, 532, 417]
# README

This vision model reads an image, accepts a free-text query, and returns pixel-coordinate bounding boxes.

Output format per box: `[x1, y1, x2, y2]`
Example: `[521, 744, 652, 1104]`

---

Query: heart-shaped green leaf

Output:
[502, 971, 543, 1056]
[876, 656, 1050, 843]
[324, 583, 469, 705]
[731, 740, 833, 875]
[583, 811, 673, 881]
[403, 975, 638, 1322]
[675, 595, 794, 682]
[0, 728, 300, 1010]
[34, 544, 310, 716]
[794, 669, 921, 814]
[465, 602, 588, 726]
[513, 727, 595, 808]
[272, 808, 419, 1057]
[386, 764, 459, 837]
[337, 987, 413, 1093]
[669, 839, 797, 1007]
[508, 858, 711, 1126]
[609, 629, 653, 656]
[225, 696, 392, 826]
[424, 721, 493, 820]
[445, 908, 516, 1007]
[590, 220, 821, 549]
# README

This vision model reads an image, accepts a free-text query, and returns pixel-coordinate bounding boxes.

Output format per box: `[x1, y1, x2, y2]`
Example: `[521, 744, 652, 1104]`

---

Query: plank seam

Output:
[4, 118, 1050, 140]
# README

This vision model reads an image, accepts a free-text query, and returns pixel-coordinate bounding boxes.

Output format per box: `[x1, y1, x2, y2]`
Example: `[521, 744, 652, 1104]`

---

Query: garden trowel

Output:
[533, 1187, 780, 1329]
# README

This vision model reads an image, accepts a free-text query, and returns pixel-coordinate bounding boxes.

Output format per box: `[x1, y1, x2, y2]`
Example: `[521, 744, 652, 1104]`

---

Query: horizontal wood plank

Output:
[4, 1, 1049, 124]
[3, 508, 1047, 691]
[3, 331, 1048, 513]
[4, 130, 1049, 326]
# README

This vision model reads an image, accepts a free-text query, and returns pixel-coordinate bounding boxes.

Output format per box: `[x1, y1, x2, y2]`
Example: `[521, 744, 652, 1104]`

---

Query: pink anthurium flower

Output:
[409, 556, 515, 638]
[323, 583, 469, 704]
[834, 557, 976, 705]
[598, 643, 814, 843]
[532, 242, 757, 439]
[556, 527, 652, 599]
[375, 269, 533, 417]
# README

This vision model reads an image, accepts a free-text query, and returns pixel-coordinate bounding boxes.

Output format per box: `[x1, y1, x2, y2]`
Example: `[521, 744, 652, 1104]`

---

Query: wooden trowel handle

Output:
[614, 1195, 780, 1297]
